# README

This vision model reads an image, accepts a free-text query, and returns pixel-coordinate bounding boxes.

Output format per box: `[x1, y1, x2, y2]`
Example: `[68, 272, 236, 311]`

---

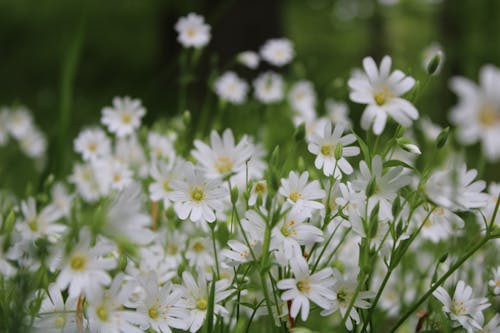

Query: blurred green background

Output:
[1, 0, 499, 193]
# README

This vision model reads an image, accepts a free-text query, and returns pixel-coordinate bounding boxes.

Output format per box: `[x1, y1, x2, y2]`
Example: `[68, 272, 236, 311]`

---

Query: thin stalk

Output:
[389, 235, 492, 333]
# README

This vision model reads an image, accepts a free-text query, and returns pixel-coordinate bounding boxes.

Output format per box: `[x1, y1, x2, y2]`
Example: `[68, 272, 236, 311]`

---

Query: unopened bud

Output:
[436, 127, 450, 149]
[294, 123, 306, 142]
[334, 142, 343, 160]
[426, 51, 443, 75]
[397, 138, 421, 155]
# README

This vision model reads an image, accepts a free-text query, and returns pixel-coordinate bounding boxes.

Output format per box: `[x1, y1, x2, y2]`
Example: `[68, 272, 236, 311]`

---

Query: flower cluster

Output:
[0, 11, 499, 333]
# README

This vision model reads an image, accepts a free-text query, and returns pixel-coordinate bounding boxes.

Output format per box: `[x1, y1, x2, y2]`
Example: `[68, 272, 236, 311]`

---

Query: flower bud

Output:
[397, 137, 421, 155]
[426, 51, 443, 75]
[436, 127, 450, 149]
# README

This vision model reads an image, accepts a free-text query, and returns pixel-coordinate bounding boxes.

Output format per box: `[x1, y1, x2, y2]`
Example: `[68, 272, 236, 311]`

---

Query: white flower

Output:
[477, 314, 500, 333]
[19, 127, 47, 159]
[277, 256, 336, 321]
[185, 237, 214, 269]
[426, 164, 489, 211]
[105, 183, 155, 245]
[180, 271, 232, 333]
[248, 180, 267, 206]
[148, 132, 176, 161]
[271, 211, 323, 262]
[352, 155, 412, 220]
[7, 106, 33, 139]
[433, 280, 490, 332]
[170, 162, 227, 223]
[221, 240, 252, 265]
[348, 55, 418, 134]
[16, 197, 65, 243]
[237, 51, 259, 69]
[260, 38, 294, 67]
[33, 284, 78, 333]
[279, 171, 325, 218]
[307, 122, 360, 178]
[214, 71, 249, 105]
[412, 204, 464, 243]
[289, 80, 316, 117]
[253, 71, 284, 104]
[92, 158, 133, 195]
[55, 230, 116, 298]
[69, 162, 101, 202]
[149, 159, 184, 208]
[489, 267, 500, 295]
[87, 274, 148, 333]
[175, 13, 211, 48]
[325, 99, 352, 130]
[50, 182, 73, 218]
[136, 274, 190, 333]
[449, 64, 500, 161]
[101, 96, 146, 137]
[321, 273, 375, 331]
[115, 134, 148, 178]
[192, 129, 253, 181]
[74, 127, 111, 161]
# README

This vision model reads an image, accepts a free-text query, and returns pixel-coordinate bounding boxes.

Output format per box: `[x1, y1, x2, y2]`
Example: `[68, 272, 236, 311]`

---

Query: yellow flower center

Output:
[88, 143, 97, 152]
[215, 156, 233, 174]
[96, 305, 109, 321]
[196, 298, 208, 310]
[479, 104, 500, 127]
[168, 244, 178, 255]
[337, 290, 347, 304]
[496, 279, 500, 288]
[70, 255, 87, 271]
[186, 27, 197, 38]
[451, 300, 466, 314]
[148, 306, 160, 319]
[192, 241, 205, 253]
[113, 173, 122, 183]
[121, 112, 132, 124]
[28, 219, 38, 232]
[255, 182, 266, 194]
[374, 86, 394, 106]
[54, 315, 66, 328]
[163, 180, 170, 192]
[191, 188, 205, 202]
[297, 279, 311, 293]
[289, 191, 302, 203]
[280, 219, 296, 237]
[321, 144, 335, 157]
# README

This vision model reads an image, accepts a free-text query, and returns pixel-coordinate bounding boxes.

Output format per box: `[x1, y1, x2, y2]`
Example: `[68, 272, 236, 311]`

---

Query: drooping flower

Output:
[348, 56, 418, 135]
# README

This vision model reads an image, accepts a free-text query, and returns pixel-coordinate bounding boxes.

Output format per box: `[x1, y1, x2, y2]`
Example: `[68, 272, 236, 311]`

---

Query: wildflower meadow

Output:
[0, 1, 499, 333]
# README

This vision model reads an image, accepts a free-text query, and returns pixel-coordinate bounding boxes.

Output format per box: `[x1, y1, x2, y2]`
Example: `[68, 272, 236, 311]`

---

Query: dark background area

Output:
[0, 0, 499, 191]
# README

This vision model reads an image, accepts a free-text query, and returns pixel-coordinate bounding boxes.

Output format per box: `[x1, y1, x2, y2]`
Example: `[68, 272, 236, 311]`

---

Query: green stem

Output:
[389, 234, 492, 333]
[210, 225, 220, 279]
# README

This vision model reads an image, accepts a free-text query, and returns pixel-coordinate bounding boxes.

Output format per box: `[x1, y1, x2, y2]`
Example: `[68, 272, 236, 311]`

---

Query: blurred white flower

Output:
[74, 127, 111, 161]
[237, 51, 259, 69]
[214, 71, 249, 105]
[253, 71, 284, 104]
[260, 38, 294, 67]
[175, 13, 211, 48]
[101, 96, 146, 138]
[449, 64, 500, 161]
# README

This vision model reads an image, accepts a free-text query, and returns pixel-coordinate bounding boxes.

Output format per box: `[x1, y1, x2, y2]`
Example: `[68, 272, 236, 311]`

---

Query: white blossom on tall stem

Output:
[277, 256, 336, 321]
[73, 127, 111, 161]
[348, 55, 418, 134]
[170, 162, 227, 223]
[175, 13, 211, 49]
[307, 122, 360, 178]
[33, 284, 78, 333]
[101, 96, 146, 137]
[16, 197, 65, 243]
